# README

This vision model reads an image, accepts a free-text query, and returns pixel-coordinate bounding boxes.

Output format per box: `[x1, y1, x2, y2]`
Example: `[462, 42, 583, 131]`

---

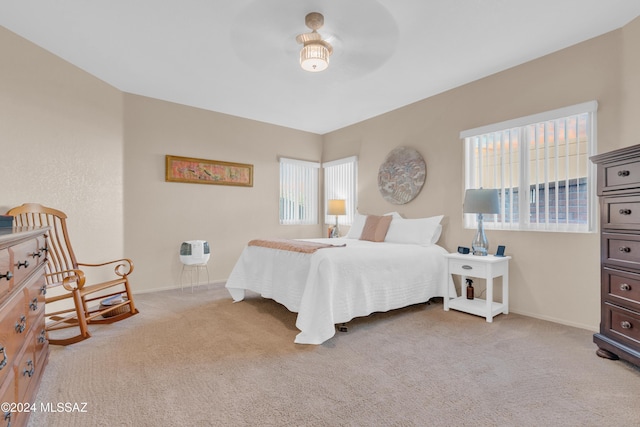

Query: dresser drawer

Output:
[14, 332, 36, 403]
[0, 291, 29, 368]
[603, 303, 640, 348]
[602, 159, 640, 192]
[603, 196, 640, 230]
[23, 271, 46, 325]
[603, 233, 640, 270]
[602, 267, 640, 310]
[9, 239, 44, 287]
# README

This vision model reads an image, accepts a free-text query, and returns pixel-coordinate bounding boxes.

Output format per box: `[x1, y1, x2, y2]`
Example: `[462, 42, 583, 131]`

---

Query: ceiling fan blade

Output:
[295, 32, 322, 44]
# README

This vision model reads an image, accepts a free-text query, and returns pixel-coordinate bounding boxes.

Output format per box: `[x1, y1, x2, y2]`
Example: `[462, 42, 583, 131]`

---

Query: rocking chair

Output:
[6, 203, 139, 345]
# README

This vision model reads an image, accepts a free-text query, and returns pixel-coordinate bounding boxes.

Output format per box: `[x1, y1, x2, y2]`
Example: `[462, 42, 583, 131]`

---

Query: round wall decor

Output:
[377, 146, 426, 205]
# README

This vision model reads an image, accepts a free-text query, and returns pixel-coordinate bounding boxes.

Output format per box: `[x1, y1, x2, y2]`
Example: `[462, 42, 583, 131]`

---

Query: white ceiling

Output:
[1, 1, 639, 135]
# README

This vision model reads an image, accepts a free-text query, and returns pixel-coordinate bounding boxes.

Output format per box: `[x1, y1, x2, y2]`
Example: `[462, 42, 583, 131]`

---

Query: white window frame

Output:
[461, 101, 598, 233]
[279, 157, 320, 225]
[323, 156, 358, 226]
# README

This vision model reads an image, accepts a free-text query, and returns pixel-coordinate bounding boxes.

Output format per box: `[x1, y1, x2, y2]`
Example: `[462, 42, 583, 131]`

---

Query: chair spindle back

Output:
[10, 203, 79, 286]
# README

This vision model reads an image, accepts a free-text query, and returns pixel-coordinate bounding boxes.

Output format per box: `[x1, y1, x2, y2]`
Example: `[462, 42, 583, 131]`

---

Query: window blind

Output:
[279, 158, 319, 225]
[323, 156, 357, 226]
[462, 101, 597, 233]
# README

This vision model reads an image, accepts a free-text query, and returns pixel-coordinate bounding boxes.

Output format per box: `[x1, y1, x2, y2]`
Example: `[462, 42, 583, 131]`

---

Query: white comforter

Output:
[225, 238, 456, 344]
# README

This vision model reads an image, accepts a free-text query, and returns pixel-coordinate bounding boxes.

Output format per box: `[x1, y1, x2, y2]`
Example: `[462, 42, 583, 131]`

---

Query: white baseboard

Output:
[510, 308, 598, 333]
[132, 279, 227, 294]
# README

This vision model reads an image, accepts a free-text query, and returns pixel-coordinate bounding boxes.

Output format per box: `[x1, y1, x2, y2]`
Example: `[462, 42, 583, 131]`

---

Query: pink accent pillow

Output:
[360, 215, 392, 242]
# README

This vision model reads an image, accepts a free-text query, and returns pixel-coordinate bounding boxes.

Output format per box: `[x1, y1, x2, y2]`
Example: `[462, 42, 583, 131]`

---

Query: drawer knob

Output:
[461, 265, 473, 270]
[15, 315, 26, 334]
[29, 249, 42, 258]
[618, 170, 631, 177]
[30, 297, 38, 311]
[23, 359, 34, 377]
[619, 247, 632, 253]
[620, 283, 631, 291]
[0, 271, 12, 281]
[621, 320, 632, 329]
[40, 284, 47, 295]
[16, 260, 29, 269]
[0, 346, 7, 371]
[619, 209, 633, 215]
[38, 329, 46, 344]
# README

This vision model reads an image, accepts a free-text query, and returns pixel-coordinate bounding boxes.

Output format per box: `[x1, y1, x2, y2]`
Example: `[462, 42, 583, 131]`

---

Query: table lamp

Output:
[463, 189, 500, 256]
[327, 199, 346, 238]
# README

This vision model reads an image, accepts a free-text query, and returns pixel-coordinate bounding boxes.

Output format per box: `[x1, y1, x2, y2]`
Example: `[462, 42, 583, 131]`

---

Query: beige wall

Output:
[622, 16, 640, 144]
[323, 29, 628, 330]
[0, 26, 124, 274]
[2, 17, 639, 331]
[123, 95, 322, 291]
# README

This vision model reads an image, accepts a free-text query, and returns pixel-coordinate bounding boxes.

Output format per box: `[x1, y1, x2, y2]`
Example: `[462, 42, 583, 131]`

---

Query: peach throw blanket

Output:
[248, 238, 346, 254]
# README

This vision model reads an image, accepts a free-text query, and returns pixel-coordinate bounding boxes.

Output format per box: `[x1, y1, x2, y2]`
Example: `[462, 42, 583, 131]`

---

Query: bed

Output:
[225, 214, 456, 345]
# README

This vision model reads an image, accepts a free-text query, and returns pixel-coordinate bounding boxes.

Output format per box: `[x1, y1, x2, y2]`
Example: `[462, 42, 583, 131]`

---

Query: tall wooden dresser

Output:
[591, 144, 640, 367]
[0, 227, 49, 427]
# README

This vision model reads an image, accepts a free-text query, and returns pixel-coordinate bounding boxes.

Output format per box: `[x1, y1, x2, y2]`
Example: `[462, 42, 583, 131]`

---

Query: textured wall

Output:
[0, 26, 124, 282]
[622, 16, 640, 144]
[123, 95, 322, 292]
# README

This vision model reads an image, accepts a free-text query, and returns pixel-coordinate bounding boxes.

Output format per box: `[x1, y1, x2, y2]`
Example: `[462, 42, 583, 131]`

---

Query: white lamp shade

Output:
[463, 189, 500, 214]
[327, 199, 346, 215]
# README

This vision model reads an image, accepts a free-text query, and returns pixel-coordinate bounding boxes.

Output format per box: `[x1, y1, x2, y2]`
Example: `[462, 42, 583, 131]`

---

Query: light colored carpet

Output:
[29, 284, 640, 427]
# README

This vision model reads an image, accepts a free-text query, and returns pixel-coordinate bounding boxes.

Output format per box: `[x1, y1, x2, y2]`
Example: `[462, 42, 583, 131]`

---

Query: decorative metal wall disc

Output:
[377, 146, 426, 205]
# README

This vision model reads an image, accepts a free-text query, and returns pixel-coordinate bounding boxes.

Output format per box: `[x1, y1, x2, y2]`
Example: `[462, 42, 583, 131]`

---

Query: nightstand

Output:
[444, 252, 511, 322]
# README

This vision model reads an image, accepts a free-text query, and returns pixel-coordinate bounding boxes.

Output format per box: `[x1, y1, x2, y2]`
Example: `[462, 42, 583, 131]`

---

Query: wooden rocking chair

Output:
[6, 203, 139, 345]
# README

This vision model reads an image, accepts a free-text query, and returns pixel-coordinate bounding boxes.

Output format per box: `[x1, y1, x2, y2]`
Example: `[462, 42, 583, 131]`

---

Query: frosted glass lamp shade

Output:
[300, 43, 329, 72]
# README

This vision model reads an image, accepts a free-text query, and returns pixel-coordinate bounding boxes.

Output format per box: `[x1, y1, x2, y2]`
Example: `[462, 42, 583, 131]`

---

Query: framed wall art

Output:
[165, 155, 253, 187]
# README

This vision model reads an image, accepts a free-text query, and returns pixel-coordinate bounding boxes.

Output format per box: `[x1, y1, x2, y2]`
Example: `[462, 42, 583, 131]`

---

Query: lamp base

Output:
[472, 247, 489, 256]
[472, 213, 489, 256]
[329, 215, 340, 238]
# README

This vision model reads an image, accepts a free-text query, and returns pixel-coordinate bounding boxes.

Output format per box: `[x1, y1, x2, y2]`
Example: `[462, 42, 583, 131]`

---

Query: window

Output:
[279, 158, 319, 225]
[461, 101, 597, 232]
[323, 156, 358, 226]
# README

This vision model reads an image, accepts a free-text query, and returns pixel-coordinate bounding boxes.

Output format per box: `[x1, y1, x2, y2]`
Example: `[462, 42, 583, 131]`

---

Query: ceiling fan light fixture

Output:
[296, 12, 333, 73]
[300, 43, 330, 72]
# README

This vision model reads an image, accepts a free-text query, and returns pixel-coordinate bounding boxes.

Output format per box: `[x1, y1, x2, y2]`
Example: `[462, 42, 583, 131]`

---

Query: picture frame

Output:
[165, 155, 253, 187]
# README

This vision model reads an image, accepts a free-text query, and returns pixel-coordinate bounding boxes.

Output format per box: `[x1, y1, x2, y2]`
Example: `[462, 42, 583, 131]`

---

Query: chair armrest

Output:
[77, 258, 134, 277]
[46, 269, 86, 291]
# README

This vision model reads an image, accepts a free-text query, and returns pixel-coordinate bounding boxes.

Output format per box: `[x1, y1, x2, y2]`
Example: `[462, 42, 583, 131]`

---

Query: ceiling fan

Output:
[295, 12, 333, 72]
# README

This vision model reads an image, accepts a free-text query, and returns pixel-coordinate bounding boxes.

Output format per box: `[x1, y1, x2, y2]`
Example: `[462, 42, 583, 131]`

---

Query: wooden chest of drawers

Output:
[591, 145, 640, 366]
[0, 227, 49, 427]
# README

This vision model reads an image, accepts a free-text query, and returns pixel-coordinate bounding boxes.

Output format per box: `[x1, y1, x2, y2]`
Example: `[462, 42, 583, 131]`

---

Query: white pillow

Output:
[345, 213, 367, 239]
[384, 215, 444, 245]
[345, 212, 403, 239]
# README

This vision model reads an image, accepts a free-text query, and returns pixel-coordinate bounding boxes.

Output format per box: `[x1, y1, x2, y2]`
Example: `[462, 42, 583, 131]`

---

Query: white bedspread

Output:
[225, 238, 456, 344]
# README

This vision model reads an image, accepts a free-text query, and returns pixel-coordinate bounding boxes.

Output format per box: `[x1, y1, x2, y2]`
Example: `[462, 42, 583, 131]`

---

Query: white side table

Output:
[180, 263, 210, 293]
[444, 253, 511, 322]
